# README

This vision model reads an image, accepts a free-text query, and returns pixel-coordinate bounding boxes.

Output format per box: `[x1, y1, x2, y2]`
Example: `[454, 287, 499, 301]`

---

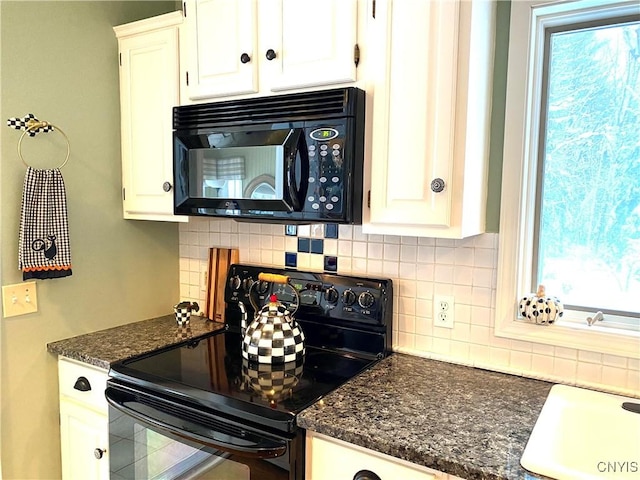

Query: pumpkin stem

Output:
[536, 284, 546, 297]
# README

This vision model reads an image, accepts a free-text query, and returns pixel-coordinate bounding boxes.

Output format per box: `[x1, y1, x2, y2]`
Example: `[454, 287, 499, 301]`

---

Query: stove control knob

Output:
[257, 280, 270, 294]
[228, 275, 241, 290]
[242, 277, 254, 291]
[358, 291, 375, 309]
[342, 289, 356, 306]
[324, 287, 339, 304]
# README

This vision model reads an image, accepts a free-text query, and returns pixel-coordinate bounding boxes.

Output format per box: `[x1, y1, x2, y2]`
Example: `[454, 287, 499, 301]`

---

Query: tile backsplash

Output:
[179, 218, 639, 396]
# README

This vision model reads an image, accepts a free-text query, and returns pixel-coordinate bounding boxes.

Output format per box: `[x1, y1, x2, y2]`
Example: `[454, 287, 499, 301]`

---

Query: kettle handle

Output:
[249, 273, 300, 315]
[258, 273, 289, 284]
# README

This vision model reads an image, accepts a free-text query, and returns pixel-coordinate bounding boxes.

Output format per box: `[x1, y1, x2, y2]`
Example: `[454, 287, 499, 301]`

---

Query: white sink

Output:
[521, 384, 640, 480]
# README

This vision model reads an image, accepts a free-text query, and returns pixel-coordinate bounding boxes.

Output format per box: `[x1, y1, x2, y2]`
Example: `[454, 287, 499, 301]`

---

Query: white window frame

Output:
[495, 0, 640, 358]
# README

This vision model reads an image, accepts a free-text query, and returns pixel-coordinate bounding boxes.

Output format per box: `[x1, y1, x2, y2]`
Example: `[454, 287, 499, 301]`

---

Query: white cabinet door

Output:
[183, 0, 258, 99]
[115, 12, 187, 222]
[306, 432, 446, 479]
[59, 400, 109, 480]
[364, 0, 496, 239]
[182, 0, 358, 101]
[58, 358, 109, 480]
[259, 0, 358, 92]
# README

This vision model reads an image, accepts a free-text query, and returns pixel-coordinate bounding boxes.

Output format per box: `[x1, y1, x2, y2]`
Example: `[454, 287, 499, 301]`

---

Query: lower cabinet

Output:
[57, 357, 109, 480]
[306, 431, 460, 480]
[59, 401, 108, 480]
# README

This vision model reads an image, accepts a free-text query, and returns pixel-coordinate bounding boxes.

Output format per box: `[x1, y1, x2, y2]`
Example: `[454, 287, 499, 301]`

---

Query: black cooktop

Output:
[110, 328, 371, 421]
[108, 265, 393, 434]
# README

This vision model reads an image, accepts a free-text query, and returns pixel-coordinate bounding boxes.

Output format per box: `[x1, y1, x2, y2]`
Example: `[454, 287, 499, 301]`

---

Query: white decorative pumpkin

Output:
[519, 285, 563, 325]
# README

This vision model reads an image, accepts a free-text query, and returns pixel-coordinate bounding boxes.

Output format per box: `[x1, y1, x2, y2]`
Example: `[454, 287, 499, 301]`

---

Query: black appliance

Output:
[172, 87, 365, 224]
[105, 264, 392, 480]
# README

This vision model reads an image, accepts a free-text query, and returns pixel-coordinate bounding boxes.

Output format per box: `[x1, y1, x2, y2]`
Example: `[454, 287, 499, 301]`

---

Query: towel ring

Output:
[17, 120, 70, 169]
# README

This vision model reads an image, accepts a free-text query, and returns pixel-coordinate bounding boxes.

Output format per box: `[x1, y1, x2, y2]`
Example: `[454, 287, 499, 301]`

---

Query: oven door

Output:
[105, 383, 303, 480]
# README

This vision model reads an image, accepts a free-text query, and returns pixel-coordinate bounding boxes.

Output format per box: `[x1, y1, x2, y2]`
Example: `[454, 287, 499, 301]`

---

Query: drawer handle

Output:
[94, 448, 106, 460]
[354, 471, 382, 480]
[73, 376, 91, 392]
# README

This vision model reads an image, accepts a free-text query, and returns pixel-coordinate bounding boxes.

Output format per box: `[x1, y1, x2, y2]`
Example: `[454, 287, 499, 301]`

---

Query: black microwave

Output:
[173, 87, 365, 224]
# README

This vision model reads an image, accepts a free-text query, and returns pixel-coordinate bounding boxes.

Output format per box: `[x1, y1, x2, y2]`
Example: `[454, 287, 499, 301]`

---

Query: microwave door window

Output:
[182, 129, 302, 213]
[189, 146, 284, 200]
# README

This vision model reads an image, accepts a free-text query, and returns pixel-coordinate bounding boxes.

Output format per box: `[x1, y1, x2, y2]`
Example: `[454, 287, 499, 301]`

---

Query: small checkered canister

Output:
[173, 301, 199, 326]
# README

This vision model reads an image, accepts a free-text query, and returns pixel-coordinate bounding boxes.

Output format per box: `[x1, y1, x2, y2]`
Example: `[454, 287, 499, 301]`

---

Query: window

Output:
[496, 0, 640, 357]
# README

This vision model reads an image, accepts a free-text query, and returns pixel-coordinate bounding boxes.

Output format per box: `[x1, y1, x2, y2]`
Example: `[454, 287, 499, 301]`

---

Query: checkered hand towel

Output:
[18, 167, 72, 280]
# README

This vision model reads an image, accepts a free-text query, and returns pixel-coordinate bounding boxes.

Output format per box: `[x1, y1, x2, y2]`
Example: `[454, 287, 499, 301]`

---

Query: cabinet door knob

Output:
[430, 178, 446, 193]
[73, 376, 91, 392]
[240, 53, 251, 64]
[94, 448, 106, 460]
[265, 49, 277, 61]
[162, 181, 172, 192]
[353, 470, 382, 480]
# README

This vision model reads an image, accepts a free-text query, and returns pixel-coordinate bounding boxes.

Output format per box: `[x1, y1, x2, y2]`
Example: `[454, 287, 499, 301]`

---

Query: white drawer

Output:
[58, 357, 108, 413]
[306, 432, 449, 480]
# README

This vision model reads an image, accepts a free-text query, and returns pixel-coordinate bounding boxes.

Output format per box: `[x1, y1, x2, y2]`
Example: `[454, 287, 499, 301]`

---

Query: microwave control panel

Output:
[304, 122, 347, 215]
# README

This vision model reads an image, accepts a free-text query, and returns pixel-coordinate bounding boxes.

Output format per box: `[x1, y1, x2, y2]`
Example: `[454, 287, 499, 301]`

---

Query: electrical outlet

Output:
[434, 295, 454, 329]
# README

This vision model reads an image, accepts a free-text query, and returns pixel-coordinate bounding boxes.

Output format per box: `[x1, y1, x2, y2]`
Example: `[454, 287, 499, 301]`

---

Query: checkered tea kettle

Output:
[241, 273, 305, 364]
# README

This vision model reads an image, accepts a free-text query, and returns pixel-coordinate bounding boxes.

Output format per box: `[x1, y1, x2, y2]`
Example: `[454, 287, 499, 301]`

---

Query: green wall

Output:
[485, 0, 511, 232]
[0, 2, 178, 478]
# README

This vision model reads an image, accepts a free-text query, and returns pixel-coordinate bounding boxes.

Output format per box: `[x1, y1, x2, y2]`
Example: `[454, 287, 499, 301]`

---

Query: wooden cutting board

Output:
[205, 247, 239, 322]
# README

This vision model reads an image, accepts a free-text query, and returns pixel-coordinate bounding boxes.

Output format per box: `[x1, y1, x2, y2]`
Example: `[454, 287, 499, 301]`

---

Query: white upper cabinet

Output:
[115, 12, 187, 222]
[363, 0, 496, 238]
[183, 0, 259, 99]
[258, 0, 358, 92]
[182, 0, 358, 102]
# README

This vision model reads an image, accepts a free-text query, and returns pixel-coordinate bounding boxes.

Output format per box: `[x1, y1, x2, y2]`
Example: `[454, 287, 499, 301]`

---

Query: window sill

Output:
[494, 314, 640, 358]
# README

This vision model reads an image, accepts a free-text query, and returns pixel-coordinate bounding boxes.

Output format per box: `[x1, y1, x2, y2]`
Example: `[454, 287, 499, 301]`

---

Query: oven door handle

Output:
[105, 386, 288, 459]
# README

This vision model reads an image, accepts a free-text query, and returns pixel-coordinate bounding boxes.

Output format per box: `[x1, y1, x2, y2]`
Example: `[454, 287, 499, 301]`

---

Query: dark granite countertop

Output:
[297, 353, 552, 480]
[47, 315, 225, 369]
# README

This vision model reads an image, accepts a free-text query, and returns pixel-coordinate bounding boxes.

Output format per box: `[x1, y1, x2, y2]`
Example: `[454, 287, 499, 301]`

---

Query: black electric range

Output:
[106, 264, 392, 479]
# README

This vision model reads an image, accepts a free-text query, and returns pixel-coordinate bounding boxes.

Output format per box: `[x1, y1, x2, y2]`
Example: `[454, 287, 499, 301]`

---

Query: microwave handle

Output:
[105, 387, 287, 459]
[285, 129, 309, 211]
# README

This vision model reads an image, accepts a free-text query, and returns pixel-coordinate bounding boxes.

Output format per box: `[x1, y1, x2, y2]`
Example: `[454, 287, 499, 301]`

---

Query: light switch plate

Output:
[2, 282, 38, 318]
